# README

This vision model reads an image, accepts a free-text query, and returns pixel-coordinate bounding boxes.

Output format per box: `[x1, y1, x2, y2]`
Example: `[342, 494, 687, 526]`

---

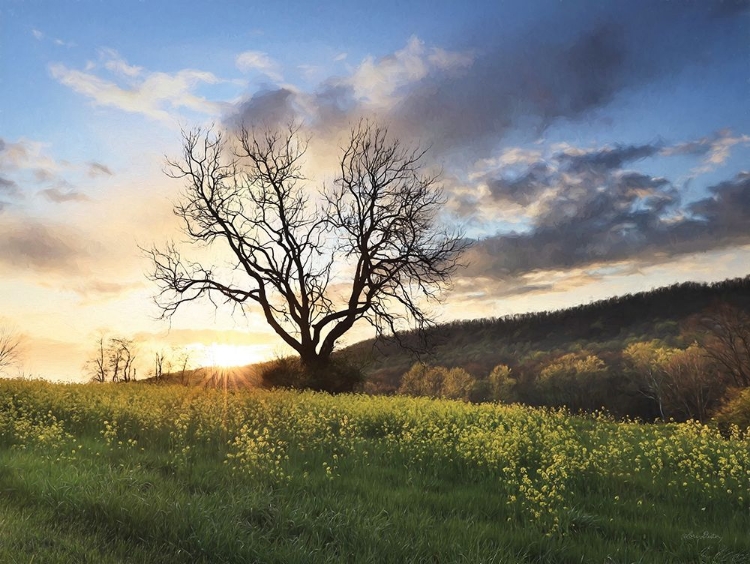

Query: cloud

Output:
[50, 50, 225, 122]
[235, 51, 282, 82]
[220, 1, 747, 162]
[689, 171, 750, 237]
[0, 176, 19, 196]
[68, 279, 143, 297]
[31, 29, 44, 41]
[228, 87, 298, 130]
[40, 187, 90, 203]
[661, 129, 750, 174]
[0, 176, 21, 211]
[87, 162, 113, 177]
[99, 48, 143, 78]
[463, 152, 750, 282]
[0, 137, 112, 202]
[0, 221, 92, 274]
[339, 36, 472, 109]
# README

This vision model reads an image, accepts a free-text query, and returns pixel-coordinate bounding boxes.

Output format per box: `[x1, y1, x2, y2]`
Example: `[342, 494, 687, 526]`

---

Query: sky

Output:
[1, 0, 749, 381]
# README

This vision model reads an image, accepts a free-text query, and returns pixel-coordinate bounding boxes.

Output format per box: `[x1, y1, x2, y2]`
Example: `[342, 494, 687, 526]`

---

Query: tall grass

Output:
[0, 378, 748, 563]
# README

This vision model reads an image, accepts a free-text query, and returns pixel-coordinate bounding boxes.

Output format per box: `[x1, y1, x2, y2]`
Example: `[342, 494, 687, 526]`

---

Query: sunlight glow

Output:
[197, 343, 265, 368]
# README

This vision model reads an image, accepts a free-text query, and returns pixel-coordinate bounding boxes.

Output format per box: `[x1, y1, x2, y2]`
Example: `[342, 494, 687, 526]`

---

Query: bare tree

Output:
[146, 122, 466, 390]
[695, 303, 750, 387]
[152, 349, 170, 381]
[109, 338, 137, 382]
[85, 335, 138, 383]
[86, 335, 109, 383]
[172, 346, 193, 385]
[0, 325, 21, 375]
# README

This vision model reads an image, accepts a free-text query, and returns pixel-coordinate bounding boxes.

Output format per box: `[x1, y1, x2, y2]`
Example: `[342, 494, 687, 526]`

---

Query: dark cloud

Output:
[40, 187, 89, 203]
[466, 168, 750, 279]
[556, 144, 661, 175]
[227, 88, 298, 131]
[223, 1, 746, 160]
[487, 162, 553, 206]
[87, 162, 113, 177]
[0, 176, 19, 195]
[689, 172, 750, 237]
[0, 222, 90, 274]
[0, 175, 21, 211]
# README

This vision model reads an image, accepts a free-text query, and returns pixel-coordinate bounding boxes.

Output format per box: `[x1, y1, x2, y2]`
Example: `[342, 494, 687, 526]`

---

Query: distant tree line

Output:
[393, 301, 750, 423]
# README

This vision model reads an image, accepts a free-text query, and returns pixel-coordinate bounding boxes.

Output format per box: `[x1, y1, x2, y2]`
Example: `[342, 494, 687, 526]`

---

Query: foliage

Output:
[0, 379, 749, 563]
[353, 276, 750, 401]
[715, 387, 750, 431]
[398, 362, 474, 400]
[488, 364, 518, 403]
[537, 353, 608, 411]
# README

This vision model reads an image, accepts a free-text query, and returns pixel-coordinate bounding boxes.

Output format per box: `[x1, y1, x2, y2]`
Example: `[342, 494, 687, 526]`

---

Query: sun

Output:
[199, 343, 263, 368]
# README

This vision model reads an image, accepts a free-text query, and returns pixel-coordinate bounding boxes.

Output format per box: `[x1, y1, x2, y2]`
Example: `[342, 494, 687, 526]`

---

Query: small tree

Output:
[147, 122, 466, 391]
[624, 341, 671, 420]
[487, 364, 517, 403]
[86, 335, 109, 383]
[85, 335, 138, 383]
[660, 343, 726, 422]
[172, 347, 193, 385]
[538, 353, 608, 411]
[152, 350, 170, 381]
[109, 338, 137, 382]
[441, 367, 474, 401]
[399, 362, 445, 398]
[0, 325, 21, 375]
[695, 304, 750, 387]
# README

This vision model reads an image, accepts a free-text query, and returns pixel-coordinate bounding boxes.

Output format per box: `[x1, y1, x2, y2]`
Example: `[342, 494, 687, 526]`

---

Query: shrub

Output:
[258, 355, 364, 393]
[488, 364, 518, 403]
[715, 387, 750, 431]
[398, 363, 475, 401]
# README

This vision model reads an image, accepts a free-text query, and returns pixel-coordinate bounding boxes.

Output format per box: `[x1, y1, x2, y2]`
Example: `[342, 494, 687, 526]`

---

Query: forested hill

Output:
[349, 275, 750, 392]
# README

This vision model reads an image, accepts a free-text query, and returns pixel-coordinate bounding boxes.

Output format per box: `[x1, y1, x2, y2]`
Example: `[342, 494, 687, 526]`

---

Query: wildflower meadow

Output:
[0, 378, 748, 563]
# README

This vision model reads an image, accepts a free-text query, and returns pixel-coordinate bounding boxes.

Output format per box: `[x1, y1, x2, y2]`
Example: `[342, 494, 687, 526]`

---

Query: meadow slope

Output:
[0, 379, 748, 563]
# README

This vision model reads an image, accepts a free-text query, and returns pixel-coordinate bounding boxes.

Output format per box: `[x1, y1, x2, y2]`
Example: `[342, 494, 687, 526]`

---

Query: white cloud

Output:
[49, 52, 224, 122]
[99, 48, 143, 78]
[661, 129, 750, 175]
[235, 50, 283, 82]
[32, 29, 44, 41]
[344, 36, 473, 109]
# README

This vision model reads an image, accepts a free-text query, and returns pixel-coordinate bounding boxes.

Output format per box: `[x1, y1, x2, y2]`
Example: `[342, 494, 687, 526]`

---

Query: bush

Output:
[488, 364, 517, 403]
[398, 363, 475, 401]
[258, 355, 364, 393]
[715, 387, 750, 431]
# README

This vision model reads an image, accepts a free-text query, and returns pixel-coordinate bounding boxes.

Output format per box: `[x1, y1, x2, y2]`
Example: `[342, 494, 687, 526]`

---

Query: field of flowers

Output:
[0, 378, 748, 563]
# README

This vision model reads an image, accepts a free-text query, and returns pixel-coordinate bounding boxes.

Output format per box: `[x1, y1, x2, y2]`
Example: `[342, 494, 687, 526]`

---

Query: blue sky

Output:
[1, 0, 749, 379]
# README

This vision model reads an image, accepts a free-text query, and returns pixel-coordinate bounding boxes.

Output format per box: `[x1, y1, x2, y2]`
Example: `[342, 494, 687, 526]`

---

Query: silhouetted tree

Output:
[147, 122, 466, 391]
[0, 325, 21, 375]
[85, 335, 138, 383]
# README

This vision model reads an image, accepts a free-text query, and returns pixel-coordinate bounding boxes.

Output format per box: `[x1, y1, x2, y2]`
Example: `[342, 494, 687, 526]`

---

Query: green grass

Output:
[0, 379, 748, 563]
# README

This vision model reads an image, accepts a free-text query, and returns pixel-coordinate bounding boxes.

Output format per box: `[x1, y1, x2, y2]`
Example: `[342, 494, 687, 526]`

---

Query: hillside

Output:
[347, 275, 750, 393]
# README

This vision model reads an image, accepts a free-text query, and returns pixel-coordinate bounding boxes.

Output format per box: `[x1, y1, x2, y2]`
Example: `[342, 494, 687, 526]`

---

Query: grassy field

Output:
[0, 379, 748, 563]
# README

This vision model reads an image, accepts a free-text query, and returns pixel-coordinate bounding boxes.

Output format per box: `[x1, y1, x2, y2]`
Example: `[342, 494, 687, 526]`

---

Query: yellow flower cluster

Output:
[0, 379, 748, 534]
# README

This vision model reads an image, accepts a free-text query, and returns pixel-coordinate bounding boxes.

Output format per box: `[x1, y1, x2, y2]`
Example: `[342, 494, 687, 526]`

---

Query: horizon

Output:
[2, 0, 749, 381]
